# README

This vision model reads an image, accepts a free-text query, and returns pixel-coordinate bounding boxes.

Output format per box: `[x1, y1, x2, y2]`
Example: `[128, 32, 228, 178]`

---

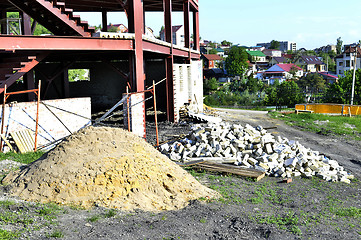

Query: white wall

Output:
[1, 98, 91, 150]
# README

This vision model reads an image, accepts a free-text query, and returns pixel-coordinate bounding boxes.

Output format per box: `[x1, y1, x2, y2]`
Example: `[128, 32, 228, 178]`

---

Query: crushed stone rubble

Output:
[160, 122, 354, 183]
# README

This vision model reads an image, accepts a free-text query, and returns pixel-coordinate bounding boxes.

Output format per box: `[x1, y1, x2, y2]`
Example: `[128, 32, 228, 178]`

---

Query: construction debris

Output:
[160, 122, 354, 183]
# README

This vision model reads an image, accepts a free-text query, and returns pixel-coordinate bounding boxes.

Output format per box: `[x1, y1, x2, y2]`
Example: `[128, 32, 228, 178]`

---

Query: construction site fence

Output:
[295, 103, 361, 115]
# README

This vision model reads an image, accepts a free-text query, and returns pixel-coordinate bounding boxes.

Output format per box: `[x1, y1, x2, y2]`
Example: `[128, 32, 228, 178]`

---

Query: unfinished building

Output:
[0, 0, 202, 144]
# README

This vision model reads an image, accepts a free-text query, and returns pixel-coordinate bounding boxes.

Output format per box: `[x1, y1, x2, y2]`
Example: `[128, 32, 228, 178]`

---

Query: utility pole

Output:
[351, 45, 358, 105]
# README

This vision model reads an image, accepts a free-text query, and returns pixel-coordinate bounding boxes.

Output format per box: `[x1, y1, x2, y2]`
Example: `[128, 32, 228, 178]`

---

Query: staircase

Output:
[8, 0, 95, 37]
[0, 52, 48, 94]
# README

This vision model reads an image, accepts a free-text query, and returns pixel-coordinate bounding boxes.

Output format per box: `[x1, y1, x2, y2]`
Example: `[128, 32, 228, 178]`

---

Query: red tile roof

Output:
[278, 64, 302, 72]
[202, 54, 222, 61]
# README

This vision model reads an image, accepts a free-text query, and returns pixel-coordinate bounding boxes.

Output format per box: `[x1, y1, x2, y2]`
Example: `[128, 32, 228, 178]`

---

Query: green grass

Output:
[87, 215, 101, 223]
[0, 228, 19, 239]
[0, 151, 44, 164]
[48, 230, 64, 238]
[104, 209, 117, 218]
[269, 112, 361, 140]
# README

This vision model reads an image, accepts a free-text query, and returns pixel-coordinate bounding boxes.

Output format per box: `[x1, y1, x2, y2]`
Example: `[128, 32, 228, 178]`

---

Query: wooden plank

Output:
[10, 131, 25, 153]
[176, 160, 205, 166]
[192, 162, 265, 181]
[0, 134, 13, 151]
[10, 130, 35, 153]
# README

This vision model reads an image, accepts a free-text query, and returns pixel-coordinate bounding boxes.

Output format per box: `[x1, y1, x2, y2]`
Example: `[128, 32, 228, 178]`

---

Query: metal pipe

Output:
[153, 81, 159, 146]
[351, 46, 358, 105]
[34, 80, 41, 151]
[0, 85, 7, 151]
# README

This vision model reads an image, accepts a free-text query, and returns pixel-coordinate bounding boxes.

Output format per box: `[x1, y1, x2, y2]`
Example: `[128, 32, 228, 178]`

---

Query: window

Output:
[346, 61, 350, 67]
[339, 62, 343, 66]
[68, 69, 90, 82]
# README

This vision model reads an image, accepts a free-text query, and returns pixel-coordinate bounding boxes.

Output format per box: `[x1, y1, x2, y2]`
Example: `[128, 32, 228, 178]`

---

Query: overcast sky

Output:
[79, 0, 361, 50]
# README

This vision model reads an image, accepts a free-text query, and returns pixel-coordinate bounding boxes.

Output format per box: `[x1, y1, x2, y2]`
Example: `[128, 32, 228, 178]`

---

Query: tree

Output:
[208, 48, 218, 54]
[270, 40, 280, 49]
[203, 77, 219, 95]
[264, 81, 303, 107]
[336, 37, 343, 54]
[298, 73, 326, 102]
[224, 46, 248, 77]
[221, 40, 232, 46]
[323, 69, 361, 104]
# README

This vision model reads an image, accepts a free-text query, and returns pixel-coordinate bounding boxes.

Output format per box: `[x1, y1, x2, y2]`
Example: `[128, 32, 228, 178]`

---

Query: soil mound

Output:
[3, 126, 218, 211]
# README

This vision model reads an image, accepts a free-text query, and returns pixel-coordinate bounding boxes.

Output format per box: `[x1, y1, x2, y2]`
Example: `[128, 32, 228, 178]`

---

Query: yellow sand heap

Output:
[3, 126, 218, 211]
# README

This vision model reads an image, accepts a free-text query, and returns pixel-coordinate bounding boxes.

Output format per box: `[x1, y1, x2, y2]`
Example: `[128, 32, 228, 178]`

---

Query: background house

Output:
[263, 64, 303, 84]
[295, 56, 326, 72]
[160, 25, 185, 47]
[335, 45, 361, 77]
[202, 54, 222, 69]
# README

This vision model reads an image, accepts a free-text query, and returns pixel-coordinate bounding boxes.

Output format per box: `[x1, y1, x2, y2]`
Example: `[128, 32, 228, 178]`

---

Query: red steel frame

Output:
[0, 0, 200, 124]
[0, 82, 41, 152]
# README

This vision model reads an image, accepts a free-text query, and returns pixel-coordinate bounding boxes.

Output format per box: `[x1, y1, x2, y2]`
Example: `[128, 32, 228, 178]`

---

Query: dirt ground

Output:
[1, 109, 361, 240]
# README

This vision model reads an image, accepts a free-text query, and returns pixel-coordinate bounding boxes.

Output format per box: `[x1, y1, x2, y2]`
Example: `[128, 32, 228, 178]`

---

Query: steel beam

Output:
[193, 10, 200, 52]
[128, 0, 145, 92]
[142, 41, 171, 55]
[20, 12, 32, 35]
[0, 36, 133, 51]
[183, 1, 190, 49]
[102, 11, 108, 32]
[0, 10, 6, 35]
[163, 0, 172, 44]
[24, 70, 35, 101]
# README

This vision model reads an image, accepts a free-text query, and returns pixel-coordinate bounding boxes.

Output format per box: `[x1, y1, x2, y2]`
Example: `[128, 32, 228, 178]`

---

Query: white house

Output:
[160, 25, 185, 47]
[335, 45, 361, 77]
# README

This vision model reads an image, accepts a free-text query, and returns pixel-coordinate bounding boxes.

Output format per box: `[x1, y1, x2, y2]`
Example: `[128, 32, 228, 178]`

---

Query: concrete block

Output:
[285, 158, 297, 167]
[259, 162, 270, 170]
[247, 157, 258, 166]
[265, 143, 273, 154]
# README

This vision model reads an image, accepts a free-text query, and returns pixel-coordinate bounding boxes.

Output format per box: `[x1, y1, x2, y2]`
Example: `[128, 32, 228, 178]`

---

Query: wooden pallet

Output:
[192, 162, 265, 181]
[10, 130, 35, 153]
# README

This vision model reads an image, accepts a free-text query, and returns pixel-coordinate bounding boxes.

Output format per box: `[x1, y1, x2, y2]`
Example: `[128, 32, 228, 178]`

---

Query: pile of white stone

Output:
[160, 122, 354, 183]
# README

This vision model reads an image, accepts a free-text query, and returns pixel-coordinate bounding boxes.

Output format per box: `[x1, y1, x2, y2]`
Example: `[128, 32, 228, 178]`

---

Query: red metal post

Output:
[153, 81, 159, 146]
[0, 85, 7, 151]
[163, 0, 172, 44]
[193, 10, 200, 52]
[128, 0, 145, 92]
[0, 10, 6, 34]
[24, 70, 35, 101]
[183, 1, 190, 49]
[34, 81, 41, 151]
[102, 11, 108, 32]
[20, 12, 32, 35]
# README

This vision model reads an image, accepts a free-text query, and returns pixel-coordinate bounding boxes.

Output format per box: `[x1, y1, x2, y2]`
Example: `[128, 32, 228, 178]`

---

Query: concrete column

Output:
[123, 93, 146, 138]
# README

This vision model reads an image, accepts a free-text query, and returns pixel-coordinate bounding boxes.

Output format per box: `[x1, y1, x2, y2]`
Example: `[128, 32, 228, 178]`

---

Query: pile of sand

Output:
[3, 126, 218, 211]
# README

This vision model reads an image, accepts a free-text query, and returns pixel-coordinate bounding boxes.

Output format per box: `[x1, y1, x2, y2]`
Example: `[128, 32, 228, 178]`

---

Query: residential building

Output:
[202, 54, 222, 69]
[318, 72, 338, 84]
[107, 23, 128, 33]
[262, 49, 282, 58]
[257, 41, 296, 52]
[335, 45, 361, 77]
[263, 64, 303, 84]
[160, 25, 185, 47]
[314, 44, 336, 54]
[269, 57, 287, 66]
[295, 56, 326, 72]
[246, 50, 266, 63]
